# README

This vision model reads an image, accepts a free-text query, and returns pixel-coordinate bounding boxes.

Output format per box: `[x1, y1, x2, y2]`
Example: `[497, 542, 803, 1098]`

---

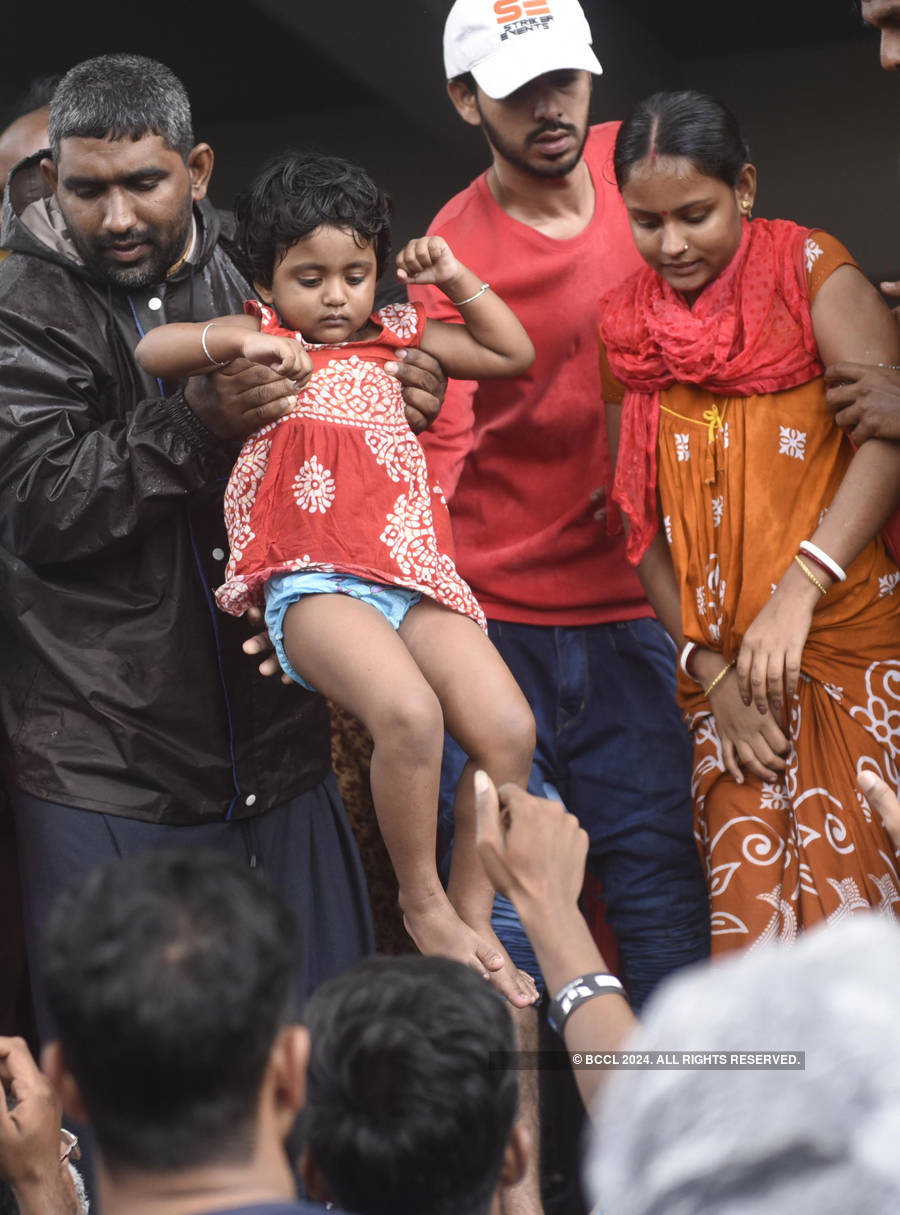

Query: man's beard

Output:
[70, 211, 192, 288]
[477, 108, 589, 180]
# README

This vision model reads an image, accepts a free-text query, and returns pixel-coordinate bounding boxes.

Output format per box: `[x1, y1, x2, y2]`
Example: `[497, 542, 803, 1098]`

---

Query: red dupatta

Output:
[599, 218, 822, 564]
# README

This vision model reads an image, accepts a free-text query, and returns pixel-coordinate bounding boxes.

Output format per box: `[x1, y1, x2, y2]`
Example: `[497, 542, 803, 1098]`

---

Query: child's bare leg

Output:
[281, 593, 504, 976]
[400, 598, 538, 1007]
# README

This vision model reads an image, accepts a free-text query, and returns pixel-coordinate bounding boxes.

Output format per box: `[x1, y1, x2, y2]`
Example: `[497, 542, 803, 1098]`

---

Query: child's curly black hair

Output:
[234, 150, 393, 289]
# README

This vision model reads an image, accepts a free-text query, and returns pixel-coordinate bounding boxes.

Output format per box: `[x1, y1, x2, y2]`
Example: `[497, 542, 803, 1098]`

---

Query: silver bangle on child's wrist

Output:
[201, 322, 227, 367]
[450, 282, 490, 307]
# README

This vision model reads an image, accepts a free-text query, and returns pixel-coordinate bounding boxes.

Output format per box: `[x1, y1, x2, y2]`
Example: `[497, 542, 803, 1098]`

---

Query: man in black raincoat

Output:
[0, 53, 443, 1033]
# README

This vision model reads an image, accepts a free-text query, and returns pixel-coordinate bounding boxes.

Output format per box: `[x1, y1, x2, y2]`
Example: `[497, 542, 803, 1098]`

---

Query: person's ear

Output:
[498, 1120, 530, 1189]
[253, 279, 274, 305]
[736, 162, 757, 215]
[40, 156, 58, 193]
[270, 1024, 310, 1134]
[447, 79, 482, 128]
[186, 143, 214, 201]
[299, 1146, 334, 1204]
[41, 1042, 90, 1125]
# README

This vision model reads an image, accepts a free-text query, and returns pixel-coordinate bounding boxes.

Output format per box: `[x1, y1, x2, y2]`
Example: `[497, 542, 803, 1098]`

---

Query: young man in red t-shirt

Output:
[410, 0, 710, 1043]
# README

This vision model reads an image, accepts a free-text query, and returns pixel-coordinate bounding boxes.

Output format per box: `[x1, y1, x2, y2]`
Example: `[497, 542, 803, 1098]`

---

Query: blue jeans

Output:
[440, 617, 709, 1010]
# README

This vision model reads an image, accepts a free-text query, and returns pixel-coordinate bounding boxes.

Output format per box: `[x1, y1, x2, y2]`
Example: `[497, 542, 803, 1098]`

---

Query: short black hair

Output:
[613, 90, 751, 192]
[48, 54, 193, 161]
[302, 956, 519, 1215]
[40, 849, 298, 1175]
[235, 150, 393, 289]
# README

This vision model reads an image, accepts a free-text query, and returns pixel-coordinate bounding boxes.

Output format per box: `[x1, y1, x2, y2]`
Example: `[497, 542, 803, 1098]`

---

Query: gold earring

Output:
[741, 199, 753, 220]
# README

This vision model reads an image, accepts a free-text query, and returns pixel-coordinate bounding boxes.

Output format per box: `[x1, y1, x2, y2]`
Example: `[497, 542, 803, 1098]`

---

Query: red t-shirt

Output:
[410, 124, 651, 625]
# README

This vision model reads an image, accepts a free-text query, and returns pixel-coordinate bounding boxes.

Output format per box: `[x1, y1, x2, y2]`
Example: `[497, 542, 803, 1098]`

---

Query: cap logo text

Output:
[494, 0, 552, 24]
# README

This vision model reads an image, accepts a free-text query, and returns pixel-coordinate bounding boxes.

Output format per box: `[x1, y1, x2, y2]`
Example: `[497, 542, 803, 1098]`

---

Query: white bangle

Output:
[679, 641, 699, 680]
[201, 322, 227, 367]
[547, 972, 627, 1035]
[799, 540, 846, 583]
[450, 282, 490, 307]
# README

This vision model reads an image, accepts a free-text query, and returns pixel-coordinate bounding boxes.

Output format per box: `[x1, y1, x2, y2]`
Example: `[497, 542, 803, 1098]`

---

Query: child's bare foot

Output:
[463, 918, 539, 1009]
[401, 889, 498, 973]
[449, 890, 539, 1008]
[401, 891, 536, 1005]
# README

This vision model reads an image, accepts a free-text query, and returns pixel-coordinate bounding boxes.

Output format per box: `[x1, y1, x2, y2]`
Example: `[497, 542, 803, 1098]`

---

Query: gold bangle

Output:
[794, 554, 827, 596]
[703, 661, 733, 698]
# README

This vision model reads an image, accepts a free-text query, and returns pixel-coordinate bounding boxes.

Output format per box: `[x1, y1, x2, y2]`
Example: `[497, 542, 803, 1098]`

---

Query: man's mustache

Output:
[94, 230, 155, 250]
[526, 122, 577, 145]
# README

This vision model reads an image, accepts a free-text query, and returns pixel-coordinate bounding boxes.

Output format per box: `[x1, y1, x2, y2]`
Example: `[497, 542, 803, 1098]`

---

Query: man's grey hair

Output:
[586, 915, 900, 1215]
[48, 53, 193, 161]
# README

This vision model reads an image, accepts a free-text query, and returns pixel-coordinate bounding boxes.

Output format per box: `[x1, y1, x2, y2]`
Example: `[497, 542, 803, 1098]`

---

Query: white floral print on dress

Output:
[712, 496, 724, 528]
[378, 302, 420, 343]
[879, 571, 900, 598]
[222, 437, 273, 570]
[293, 456, 336, 513]
[215, 575, 252, 616]
[695, 553, 726, 644]
[759, 779, 788, 811]
[805, 238, 824, 273]
[675, 432, 691, 462]
[778, 426, 806, 460]
[850, 660, 900, 761]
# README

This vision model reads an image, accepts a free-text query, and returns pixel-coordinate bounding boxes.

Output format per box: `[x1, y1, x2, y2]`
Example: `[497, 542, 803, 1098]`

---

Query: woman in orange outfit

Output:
[598, 91, 900, 951]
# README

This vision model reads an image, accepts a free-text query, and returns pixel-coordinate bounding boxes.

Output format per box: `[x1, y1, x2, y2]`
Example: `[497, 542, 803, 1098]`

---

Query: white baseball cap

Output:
[444, 0, 602, 100]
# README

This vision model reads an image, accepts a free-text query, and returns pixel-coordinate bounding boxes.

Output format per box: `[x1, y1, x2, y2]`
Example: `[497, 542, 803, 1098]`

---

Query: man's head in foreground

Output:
[39, 849, 307, 1182]
[300, 955, 528, 1215]
[588, 915, 900, 1214]
[443, 0, 602, 178]
[39, 53, 213, 287]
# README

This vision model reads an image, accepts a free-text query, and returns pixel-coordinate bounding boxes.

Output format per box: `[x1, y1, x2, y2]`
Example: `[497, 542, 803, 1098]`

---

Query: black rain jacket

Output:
[0, 153, 330, 824]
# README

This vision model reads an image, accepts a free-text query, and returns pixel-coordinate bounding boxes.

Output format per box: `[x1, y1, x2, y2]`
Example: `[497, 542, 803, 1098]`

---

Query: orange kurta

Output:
[604, 232, 900, 951]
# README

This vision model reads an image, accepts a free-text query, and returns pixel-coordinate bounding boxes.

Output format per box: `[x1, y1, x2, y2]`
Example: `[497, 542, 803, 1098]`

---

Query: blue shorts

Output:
[264, 571, 422, 690]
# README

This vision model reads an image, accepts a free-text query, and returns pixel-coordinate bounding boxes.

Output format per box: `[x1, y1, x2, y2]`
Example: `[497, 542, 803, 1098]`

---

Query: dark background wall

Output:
[2, 1, 895, 278]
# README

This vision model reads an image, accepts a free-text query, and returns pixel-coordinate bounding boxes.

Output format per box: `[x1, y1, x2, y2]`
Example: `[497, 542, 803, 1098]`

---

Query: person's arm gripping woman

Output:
[732, 258, 900, 714]
[606, 242, 900, 784]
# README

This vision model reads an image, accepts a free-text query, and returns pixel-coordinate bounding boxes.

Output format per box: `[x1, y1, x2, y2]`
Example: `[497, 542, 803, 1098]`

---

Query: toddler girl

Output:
[137, 152, 537, 1004]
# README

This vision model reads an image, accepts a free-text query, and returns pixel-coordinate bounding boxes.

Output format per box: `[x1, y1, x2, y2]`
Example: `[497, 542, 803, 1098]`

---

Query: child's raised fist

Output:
[395, 236, 459, 288]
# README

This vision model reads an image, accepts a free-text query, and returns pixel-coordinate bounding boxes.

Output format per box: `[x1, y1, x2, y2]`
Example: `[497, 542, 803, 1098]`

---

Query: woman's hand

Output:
[706, 667, 791, 783]
[735, 563, 822, 716]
